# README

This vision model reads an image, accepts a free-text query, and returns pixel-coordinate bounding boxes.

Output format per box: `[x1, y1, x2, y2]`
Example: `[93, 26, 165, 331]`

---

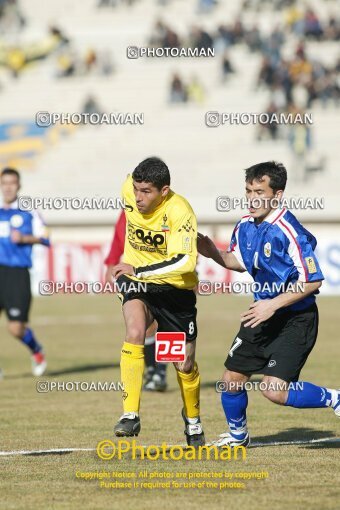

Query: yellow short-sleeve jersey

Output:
[122, 175, 198, 289]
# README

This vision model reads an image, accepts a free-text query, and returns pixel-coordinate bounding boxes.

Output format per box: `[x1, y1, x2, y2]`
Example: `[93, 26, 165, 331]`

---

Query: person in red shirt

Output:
[104, 210, 167, 391]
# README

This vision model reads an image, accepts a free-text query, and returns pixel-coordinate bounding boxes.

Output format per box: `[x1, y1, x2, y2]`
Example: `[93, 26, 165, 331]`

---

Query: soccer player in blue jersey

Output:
[198, 161, 340, 447]
[0, 168, 50, 376]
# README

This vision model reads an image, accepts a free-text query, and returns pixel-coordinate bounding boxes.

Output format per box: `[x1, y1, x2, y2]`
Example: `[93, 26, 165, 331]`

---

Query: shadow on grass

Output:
[6, 363, 119, 379]
[201, 381, 219, 389]
[254, 428, 336, 444]
[25, 451, 73, 457]
[302, 440, 340, 450]
[47, 363, 119, 376]
[201, 375, 271, 390]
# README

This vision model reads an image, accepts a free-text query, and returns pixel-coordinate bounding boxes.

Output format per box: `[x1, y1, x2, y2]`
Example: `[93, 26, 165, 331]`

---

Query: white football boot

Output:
[212, 431, 250, 448]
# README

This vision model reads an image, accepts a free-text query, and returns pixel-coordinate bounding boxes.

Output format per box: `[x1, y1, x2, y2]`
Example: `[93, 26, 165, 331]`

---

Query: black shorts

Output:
[225, 304, 319, 382]
[116, 275, 197, 341]
[0, 265, 31, 322]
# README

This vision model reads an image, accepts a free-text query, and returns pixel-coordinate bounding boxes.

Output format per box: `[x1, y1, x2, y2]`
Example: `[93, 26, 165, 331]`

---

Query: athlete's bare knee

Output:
[8, 322, 25, 338]
[174, 356, 195, 374]
[261, 388, 287, 405]
[125, 327, 145, 345]
[221, 370, 250, 392]
[261, 376, 288, 405]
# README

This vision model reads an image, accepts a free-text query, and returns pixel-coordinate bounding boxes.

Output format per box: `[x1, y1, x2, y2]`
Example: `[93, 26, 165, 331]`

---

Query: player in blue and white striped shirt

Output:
[198, 161, 340, 447]
[0, 168, 50, 376]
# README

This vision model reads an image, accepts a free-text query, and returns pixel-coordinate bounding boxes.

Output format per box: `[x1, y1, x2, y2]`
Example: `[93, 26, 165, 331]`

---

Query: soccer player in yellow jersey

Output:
[112, 157, 205, 446]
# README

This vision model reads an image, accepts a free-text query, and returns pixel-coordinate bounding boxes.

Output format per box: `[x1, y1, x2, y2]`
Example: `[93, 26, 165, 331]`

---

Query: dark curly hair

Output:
[132, 157, 170, 190]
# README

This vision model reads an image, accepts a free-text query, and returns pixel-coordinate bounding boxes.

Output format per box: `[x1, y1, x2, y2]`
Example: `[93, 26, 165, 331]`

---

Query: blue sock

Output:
[285, 382, 335, 408]
[221, 390, 248, 440]
[20, 328, 42, 354]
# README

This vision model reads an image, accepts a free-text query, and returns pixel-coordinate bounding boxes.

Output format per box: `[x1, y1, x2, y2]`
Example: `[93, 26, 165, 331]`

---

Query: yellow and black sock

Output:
[120, 342, 144, 414]
[176, 362, 200, 419]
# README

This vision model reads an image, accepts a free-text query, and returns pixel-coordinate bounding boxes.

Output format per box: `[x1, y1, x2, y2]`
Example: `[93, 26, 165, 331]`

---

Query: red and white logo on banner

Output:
[155, 332, 186, 362]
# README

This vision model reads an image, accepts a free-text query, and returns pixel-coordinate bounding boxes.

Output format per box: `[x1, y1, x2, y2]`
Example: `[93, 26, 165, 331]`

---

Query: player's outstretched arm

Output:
[12, 209, 51, 246]
[10, 231, 50, 246]
[197, 233, 246, 273]
[270, 280, 323, 310]
[241, 280, 323, 328]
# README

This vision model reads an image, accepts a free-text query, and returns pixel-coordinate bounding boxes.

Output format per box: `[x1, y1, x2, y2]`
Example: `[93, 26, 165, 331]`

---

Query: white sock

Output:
[122, 412, 139, 419]
[329, 389, 339, 407]
[187, 416, 199, 425]
[144, 335, 155, 346]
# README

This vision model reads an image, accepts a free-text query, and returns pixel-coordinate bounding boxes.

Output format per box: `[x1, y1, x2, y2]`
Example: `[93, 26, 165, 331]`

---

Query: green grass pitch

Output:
[0, 294, 339, 509]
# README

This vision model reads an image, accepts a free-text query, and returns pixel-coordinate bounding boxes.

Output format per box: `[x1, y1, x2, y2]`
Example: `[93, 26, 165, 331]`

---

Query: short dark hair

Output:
[1, 167, 20, 181]
[132, 157, 170, 190]
[245, 161, 287, 192]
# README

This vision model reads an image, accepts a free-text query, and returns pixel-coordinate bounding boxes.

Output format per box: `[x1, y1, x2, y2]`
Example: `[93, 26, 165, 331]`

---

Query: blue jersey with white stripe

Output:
[0, 200, 50, 268]
[228, 208, 324, 311]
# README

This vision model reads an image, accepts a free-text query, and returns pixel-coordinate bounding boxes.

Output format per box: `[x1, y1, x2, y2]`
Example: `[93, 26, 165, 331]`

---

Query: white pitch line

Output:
[0, 448, 95, 456]
[248, 437, 340, 448]
[0, 437, 339, 456]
